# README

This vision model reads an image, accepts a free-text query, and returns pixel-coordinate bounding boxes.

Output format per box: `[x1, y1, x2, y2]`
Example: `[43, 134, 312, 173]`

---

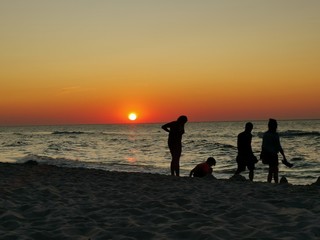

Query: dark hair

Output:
[245, 122, 253, 130]
[177, 115, 188, 123]
[206, 157, 216, 166]
[268, 118, 278, 132]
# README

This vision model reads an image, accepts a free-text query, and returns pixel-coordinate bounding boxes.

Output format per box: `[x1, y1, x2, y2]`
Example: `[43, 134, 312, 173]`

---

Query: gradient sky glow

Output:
[1, 0, 319, 125]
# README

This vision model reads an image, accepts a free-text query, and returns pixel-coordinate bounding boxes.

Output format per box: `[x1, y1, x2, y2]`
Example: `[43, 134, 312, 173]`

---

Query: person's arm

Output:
[189, 168, 194, 177]
[279, 148, 286, 161]
[249, 134, 255, 157]
[276, 134, 285, 159]
[161, 122, 171, 133]
[279, 142, 293, 168]
[237, 134, 240, 151]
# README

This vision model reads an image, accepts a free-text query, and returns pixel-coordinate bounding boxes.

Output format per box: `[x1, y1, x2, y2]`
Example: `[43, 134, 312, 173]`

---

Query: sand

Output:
[1, 162, 319, 240]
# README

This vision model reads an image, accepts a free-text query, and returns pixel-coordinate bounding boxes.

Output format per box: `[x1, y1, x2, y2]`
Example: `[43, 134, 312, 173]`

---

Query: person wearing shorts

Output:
[261, 119, 293, 183]
[235, 122, 258, 181]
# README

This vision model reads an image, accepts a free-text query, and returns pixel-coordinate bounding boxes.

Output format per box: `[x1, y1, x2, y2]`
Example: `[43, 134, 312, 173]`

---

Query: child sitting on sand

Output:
[189, 157, 216, 178]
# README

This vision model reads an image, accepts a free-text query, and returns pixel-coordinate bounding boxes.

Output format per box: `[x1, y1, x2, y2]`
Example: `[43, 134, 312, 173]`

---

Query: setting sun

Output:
[128, 113, 137, 121]
[0, 1, 319, 126]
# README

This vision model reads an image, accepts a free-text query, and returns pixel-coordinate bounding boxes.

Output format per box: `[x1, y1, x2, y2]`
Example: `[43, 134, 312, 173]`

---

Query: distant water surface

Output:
[0, 120, 319, 185]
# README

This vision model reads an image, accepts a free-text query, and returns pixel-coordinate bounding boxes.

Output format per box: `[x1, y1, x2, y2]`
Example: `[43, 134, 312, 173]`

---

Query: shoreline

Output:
[1, 162, 319, 239]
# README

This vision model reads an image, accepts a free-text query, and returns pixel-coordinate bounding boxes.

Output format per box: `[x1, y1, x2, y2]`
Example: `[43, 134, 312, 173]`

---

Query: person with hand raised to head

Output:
[162, 115, 188, 176]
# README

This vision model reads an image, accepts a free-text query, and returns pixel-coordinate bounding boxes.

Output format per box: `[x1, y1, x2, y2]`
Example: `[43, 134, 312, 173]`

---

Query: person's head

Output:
[177, 115, 188, 124]
[268, 118, 278, 132]
[245, 122, 253, 132]
[206, 157, 216, 166]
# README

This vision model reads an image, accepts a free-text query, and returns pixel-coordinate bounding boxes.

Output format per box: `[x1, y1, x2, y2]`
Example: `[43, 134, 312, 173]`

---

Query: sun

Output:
[128, 113, 137, 121]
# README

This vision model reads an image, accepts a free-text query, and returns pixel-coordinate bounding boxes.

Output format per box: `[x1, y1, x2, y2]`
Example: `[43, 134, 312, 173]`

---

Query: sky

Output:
[1, 0, 319, 125]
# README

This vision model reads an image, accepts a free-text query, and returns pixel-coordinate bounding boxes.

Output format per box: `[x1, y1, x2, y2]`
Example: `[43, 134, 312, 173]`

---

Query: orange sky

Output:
[1, 1, 319, 125]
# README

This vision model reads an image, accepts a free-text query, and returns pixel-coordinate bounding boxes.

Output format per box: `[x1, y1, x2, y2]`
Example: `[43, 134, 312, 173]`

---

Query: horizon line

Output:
[1, 118, 319, 128]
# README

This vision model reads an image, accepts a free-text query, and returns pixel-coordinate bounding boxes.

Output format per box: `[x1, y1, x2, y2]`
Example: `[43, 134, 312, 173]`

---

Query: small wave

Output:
[16, 155, 164, 174]
[257, 130, 320, 138]
[17, 154, 82, 168]
[279, 130, 320, 138]
[47, 144, 61, 151]
[13, 132, 25, 136]
[5, 141, 29, 147]
[52, 131, 86, 135]
[214, 142, 236, 149]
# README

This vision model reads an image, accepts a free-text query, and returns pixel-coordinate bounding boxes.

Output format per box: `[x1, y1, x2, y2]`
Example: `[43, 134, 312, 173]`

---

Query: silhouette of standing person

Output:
[261, 119, 293, 183]
[162, 115, 188, 176]
[234, 122, 258, 181]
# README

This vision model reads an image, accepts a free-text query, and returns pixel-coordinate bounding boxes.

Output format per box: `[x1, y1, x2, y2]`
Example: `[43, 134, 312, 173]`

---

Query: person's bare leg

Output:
[172, 156, 180, 176]
[267, 166, 273, 183]
[175, 166, 180, 177]
[249, 170, 254, 181]
[171, 147, 181, 176]
[170, 161, 175, 176]
[274, 168, 279, 183]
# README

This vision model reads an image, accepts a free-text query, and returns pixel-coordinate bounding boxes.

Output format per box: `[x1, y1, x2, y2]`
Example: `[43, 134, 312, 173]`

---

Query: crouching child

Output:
[190, 157, 216, 178]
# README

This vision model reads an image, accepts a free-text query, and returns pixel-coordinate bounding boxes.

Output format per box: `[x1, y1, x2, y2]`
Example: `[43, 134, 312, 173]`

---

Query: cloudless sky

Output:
[1, 0, 319, 125]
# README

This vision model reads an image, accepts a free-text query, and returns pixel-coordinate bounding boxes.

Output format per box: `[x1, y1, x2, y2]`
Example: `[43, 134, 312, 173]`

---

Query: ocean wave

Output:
[214, 142, 236, 149]
[52, 131, 86, 135]
[257, 130, 320, 138]
[15, 154, 164, 174]
[280, 130, 320, 138]
[12, 132, 25, 136]
[4, 141, 29, 147]
[17, 154, 83, 168]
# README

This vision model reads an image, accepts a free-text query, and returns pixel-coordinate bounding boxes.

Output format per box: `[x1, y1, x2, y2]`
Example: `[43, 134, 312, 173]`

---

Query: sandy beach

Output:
[1, 162, 319, 240]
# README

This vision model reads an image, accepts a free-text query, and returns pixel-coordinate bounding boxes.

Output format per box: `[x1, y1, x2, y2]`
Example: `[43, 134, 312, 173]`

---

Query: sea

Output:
[0, 120, 319, 185]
